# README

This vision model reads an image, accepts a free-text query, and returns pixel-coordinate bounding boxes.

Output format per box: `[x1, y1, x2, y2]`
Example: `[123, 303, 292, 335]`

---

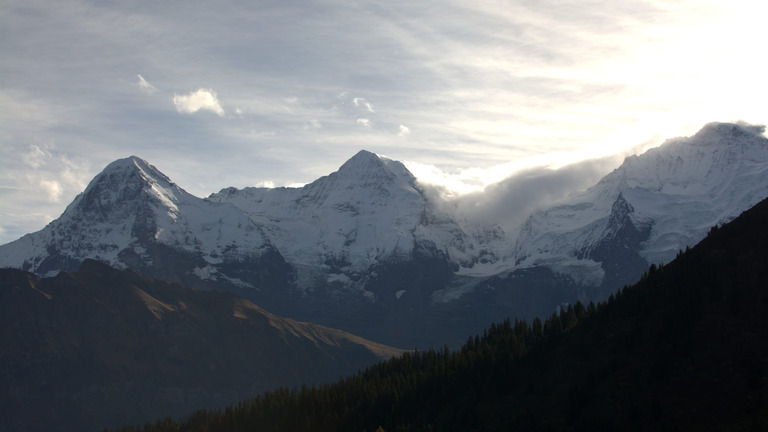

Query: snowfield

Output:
[1, 122, 766, 302]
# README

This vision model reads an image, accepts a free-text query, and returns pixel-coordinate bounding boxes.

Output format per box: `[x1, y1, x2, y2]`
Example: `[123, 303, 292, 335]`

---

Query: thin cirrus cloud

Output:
[136, 74, 157, 94]
[172, 89, 225, 117]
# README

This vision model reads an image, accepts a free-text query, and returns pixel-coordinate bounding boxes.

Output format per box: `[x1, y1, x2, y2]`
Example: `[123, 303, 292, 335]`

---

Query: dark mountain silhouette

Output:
[0, 260, 404, 432]
[129, 197, 768, 431]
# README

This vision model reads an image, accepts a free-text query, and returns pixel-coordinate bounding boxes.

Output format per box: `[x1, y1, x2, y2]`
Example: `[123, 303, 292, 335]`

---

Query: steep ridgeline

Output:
[510, 122, 768, 299]
[125, 195, 768, 432]
[206, 150, 481, 345]
[0, 157, 293, 296]
[450, 122, 768, 336]
[0, 260, 404, 432]
[0, 123, 766, 348]
[208, 150, 477, 292]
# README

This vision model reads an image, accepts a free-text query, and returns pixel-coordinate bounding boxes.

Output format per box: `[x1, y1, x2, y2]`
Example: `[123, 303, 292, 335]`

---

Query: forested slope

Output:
[123, 197, 768, 431]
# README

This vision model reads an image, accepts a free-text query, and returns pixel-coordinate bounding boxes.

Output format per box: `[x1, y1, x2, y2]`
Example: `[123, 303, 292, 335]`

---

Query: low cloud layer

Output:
[452, 156, 623, 230]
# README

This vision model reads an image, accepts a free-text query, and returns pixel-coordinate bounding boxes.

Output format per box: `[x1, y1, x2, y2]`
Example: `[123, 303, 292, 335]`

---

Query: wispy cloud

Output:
[353, 97, 374, 112]
[136, 74, 157, 94]
[2, 0, 766, 244]
[21, 145, 49, 169]
[173, 89, 225, 116]
[0, 141, 91, 243]
[40, 179, 63, 202]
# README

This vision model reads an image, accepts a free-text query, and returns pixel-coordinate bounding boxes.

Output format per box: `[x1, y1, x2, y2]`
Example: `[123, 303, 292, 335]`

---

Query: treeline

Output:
[116, 198, 768, 431]
[117, 303, 595, 432]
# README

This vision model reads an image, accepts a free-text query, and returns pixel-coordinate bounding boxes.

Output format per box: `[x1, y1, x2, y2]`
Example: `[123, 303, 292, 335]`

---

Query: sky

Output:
[1, 0, 766, 245]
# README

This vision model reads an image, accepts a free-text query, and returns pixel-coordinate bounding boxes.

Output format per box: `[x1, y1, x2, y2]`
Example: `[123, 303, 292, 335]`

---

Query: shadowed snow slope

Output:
[512, 122, 768, 290]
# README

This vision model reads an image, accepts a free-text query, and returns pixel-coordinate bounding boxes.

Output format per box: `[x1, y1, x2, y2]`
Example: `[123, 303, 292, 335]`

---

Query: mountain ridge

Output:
[125, 196, 768, 432]
[0, 155, 291, 293]
[511, 121, 768, 284]
[1, 122, 766, 348]
[0, 259, 405, 432]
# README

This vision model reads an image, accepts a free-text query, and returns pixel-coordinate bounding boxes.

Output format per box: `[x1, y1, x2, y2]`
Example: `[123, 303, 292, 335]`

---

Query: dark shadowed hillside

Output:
[129, 197, 768, 431]
[0, 261, 404, 432]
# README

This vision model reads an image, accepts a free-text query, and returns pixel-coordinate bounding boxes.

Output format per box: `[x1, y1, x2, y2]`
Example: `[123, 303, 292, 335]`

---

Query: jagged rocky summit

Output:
[1, 122, 766, 348]
[0, 156, 292, 294]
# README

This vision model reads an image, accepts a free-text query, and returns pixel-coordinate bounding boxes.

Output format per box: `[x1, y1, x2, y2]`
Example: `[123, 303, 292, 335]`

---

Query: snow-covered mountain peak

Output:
[597, 121, 767, 198]
[0, 156, 276, 278]
[295, 149, 422, 213]
[326, 149, 416, 190]
[338, 149, 385, 172]
[206, 150, 480, 283]
[2, 122, 766, 348]
[95, 156, 176, 191]
[690, 121, 766, 146]
[67, 155, 186, 222]
[512, 121, 768, 283]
